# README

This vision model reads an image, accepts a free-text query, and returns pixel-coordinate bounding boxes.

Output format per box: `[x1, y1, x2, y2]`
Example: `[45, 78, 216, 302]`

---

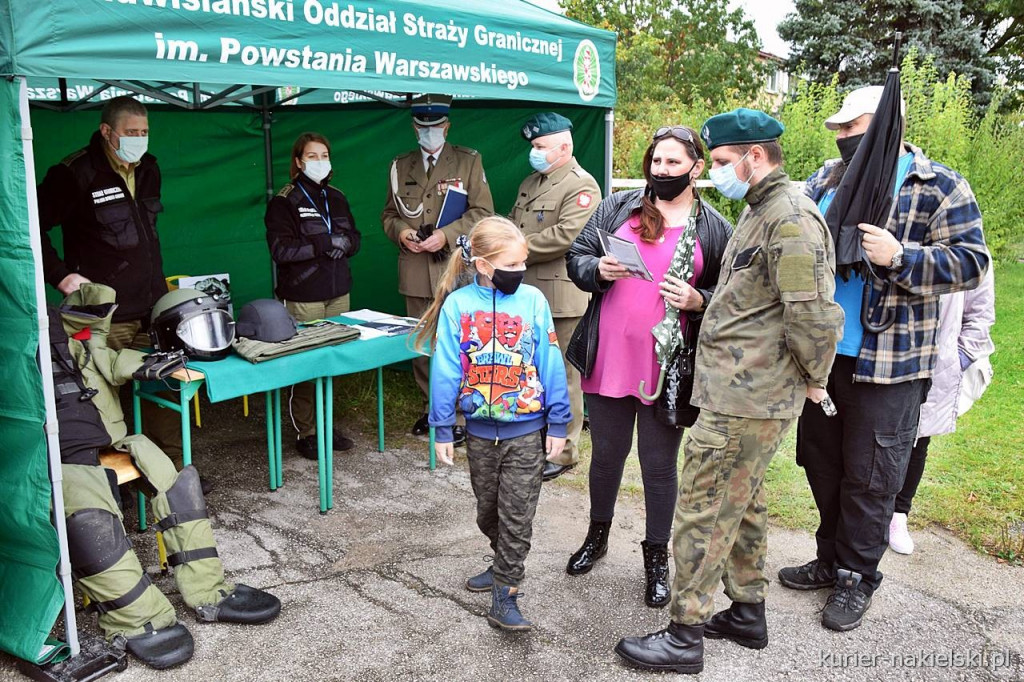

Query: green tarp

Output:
[0, 78, 65, 664]
[32, 103, 606, 313]
[2, 0, 616, 108]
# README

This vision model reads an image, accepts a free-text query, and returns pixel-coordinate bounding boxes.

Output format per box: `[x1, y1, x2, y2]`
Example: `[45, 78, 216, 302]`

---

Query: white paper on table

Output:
[344, 308, 393, 322]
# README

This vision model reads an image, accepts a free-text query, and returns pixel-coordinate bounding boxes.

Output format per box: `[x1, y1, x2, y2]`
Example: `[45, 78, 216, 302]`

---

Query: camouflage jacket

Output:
[691, 168, 844, 420]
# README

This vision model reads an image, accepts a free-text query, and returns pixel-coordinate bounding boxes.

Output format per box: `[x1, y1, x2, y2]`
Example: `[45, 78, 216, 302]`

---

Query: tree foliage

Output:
[778, 0, 997, 107]
[562, 0, 771, 114]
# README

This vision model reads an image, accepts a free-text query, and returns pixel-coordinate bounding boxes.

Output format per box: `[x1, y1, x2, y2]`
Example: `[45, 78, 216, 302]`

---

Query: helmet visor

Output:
[176, 309, 235, 353]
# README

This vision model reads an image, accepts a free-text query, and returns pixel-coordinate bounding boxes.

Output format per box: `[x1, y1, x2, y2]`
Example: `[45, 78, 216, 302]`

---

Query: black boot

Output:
[121, 623, 194, 670]
[195, 584, 281, 624]
[641, 540, 670, 608]
[566, 520, 611, 576]
[704, 601, 768, 649]
[615, 622, 704, 674]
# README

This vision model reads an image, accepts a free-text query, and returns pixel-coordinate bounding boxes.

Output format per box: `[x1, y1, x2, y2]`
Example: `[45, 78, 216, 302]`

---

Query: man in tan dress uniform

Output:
[509, 113, 600, 481]
[381, 94, 495, 441]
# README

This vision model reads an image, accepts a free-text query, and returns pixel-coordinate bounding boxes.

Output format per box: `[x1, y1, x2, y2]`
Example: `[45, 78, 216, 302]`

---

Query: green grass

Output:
[338, 265, 1023, 560]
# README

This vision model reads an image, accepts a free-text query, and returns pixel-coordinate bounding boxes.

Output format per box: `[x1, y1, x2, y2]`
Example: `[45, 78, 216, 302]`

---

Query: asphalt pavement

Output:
[2, 400, 1021, 681]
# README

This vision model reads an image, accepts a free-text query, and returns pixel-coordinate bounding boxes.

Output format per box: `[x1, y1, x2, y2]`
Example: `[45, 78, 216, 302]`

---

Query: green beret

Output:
[700, 108, 784, 150]
[521, 112, 573, 141]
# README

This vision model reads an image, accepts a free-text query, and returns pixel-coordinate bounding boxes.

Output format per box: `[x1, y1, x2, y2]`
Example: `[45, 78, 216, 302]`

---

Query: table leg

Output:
[429, 426, 436, 471]
[265, 391, 276, 491]
[326, 375, 334, 510]
[376, 367, 385, 453]
[180, 387, 192, 468]
[274, 389, 283, 489]
[315, 378, 327, 513]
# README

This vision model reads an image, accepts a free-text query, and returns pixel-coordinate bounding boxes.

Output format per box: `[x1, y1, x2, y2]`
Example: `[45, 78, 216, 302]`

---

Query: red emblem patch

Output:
[577, 192, 593, 208]
[548, 329, 559, 344]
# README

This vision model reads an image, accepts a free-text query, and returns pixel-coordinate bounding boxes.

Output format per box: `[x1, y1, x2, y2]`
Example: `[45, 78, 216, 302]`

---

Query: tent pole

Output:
[603, 108, 614, 196]
[17, 76, 80, 658]
[262, 96, 278, 292]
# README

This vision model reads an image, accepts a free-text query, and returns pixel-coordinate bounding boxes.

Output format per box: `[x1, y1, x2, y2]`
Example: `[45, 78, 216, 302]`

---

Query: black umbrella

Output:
[823, 33, 904, 332]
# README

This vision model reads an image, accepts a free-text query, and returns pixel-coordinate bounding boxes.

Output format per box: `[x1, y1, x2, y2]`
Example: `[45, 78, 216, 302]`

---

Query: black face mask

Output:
[490, 268, 525, 296]
[649, 160, 698, 201]
[836, 133, 865, 165]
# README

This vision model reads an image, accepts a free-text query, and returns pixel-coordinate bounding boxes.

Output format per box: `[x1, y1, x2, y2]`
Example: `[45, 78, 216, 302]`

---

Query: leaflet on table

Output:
[597, 231, 654, 281]
[347, 312, 420, 339]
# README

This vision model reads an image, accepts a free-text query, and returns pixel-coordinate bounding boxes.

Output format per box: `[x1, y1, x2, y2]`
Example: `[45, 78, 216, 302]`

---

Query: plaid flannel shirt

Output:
[804, 144, 990, 384]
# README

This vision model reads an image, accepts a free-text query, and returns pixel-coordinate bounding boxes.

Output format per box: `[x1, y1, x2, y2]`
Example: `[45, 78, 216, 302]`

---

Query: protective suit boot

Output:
[122, 623, 194, 670]
[197, 584, 281, 624]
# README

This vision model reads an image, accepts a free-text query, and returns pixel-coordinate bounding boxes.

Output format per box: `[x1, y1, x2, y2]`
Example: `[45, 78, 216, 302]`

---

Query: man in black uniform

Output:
[37, 96, 182, 469]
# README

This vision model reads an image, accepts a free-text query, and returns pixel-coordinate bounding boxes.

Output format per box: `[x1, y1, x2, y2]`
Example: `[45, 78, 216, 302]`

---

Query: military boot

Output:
[196, 584, 281, 624]
[566, 520, 611, 575]
[615, 622, 704, 674]
[641, 541, 670, 608]
[704, 601, 768, 649]
[487, 585, 532, 632]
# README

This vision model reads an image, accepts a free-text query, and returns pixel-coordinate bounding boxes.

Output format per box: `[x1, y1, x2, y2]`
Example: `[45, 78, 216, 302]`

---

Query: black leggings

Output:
[585, 393, 685, 544]
[895, 436, 930, 515]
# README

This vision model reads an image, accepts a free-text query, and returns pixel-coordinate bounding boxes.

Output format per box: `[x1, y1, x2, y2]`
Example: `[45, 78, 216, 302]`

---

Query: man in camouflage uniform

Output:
[615, 109, 844, 675]
[509, 112, 600, 481]
[381, 94, 494, 441]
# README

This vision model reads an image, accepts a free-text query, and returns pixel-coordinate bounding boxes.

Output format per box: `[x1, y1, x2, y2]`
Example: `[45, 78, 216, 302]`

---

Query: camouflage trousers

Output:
[670, 411, 794, 625]
[465, 429, 545, 587]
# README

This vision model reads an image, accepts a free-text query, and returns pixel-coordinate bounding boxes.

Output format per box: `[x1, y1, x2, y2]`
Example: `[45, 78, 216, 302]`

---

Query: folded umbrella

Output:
[823, 33, 904, 332]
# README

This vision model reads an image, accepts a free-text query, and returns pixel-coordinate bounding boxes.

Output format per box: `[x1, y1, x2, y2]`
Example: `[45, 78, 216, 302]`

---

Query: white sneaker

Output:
[888, 512, 915, 554]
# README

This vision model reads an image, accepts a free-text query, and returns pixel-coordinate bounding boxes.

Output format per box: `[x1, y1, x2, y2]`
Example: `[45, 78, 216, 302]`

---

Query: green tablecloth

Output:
[187, 317, 426, 402]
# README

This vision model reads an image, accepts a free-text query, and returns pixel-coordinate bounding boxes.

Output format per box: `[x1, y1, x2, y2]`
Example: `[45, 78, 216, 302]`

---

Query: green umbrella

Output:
[638, 212, 698, 400]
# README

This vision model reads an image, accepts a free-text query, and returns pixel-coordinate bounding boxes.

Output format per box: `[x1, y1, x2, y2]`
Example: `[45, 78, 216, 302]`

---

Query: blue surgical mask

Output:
[416, 126, 446, 152]
[529, 147, 553, 173]
[114, 135, 148, 164]
[709, 152, 751, 200]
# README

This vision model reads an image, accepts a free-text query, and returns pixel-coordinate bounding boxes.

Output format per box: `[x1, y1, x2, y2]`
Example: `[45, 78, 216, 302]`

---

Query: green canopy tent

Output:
[0, 0, 615, 665]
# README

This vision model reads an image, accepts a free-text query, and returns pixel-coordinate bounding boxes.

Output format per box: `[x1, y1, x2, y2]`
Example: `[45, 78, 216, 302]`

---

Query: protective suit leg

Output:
[120, 435, 281, 624]
[62, 464, 193, 669]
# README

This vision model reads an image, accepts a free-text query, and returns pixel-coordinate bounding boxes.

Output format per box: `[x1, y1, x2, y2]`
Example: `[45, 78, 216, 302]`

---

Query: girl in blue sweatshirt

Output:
[414, 216, 571, 632]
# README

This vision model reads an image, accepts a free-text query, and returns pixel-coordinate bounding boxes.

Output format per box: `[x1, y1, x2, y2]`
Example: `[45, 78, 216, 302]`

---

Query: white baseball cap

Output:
[824, 86, 905, 130]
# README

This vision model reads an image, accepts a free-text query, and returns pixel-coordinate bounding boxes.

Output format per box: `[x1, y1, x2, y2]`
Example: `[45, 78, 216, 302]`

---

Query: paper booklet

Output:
[597, 231, 654, 281]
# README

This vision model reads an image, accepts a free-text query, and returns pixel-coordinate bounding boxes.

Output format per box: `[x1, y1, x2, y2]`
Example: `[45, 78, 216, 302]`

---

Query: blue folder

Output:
[437, 186, 469, 228]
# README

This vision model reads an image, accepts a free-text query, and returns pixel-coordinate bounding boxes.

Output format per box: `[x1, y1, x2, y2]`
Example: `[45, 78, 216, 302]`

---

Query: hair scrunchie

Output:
[456, 234, 473, 266]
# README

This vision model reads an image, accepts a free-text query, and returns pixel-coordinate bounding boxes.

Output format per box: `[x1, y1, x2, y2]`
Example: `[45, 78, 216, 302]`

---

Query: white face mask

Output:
[114, 134, 148, 164]
[302, 159, 331, 184]
[416, 126, 446, 152]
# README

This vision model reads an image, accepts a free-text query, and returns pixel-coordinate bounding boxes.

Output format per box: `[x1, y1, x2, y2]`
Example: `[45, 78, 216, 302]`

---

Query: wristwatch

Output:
[890, 246, 904, 270]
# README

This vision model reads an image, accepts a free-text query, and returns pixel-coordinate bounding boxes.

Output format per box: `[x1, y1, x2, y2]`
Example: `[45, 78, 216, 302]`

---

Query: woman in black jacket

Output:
[563, 126, 732, 607]
[265, 132, 361, 459]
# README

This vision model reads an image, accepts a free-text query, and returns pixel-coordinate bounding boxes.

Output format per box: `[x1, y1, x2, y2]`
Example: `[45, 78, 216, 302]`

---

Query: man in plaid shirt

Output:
[778, 87, 990, 632]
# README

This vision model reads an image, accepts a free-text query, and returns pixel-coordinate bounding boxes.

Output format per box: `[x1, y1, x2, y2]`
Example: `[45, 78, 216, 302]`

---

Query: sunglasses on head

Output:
[653, 126, 694, 143]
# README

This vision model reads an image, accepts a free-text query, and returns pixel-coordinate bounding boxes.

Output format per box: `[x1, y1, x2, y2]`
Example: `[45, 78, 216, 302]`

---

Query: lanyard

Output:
[297, 182, 332, 234]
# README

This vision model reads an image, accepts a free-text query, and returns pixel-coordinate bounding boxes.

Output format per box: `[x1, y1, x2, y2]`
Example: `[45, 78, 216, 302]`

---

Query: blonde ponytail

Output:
[411, 216, 526, 351]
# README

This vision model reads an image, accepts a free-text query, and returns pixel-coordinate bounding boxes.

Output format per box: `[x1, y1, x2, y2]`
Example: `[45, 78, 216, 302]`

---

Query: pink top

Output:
[581, 215, 705, 405]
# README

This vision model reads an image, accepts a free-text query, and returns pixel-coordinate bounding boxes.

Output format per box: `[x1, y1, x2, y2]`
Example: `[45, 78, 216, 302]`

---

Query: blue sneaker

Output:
[487, 585, 532, 631]
[466, 566, 493, 592]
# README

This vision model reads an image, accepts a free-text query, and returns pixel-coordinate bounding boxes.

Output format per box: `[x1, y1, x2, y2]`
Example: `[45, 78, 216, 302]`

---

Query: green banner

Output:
[3, 1, 616, 108]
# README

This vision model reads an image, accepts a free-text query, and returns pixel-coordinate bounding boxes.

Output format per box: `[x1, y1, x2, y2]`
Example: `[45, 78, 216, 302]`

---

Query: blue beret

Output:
[700, 108, 784, 150]
[521, 112, 573, 141]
